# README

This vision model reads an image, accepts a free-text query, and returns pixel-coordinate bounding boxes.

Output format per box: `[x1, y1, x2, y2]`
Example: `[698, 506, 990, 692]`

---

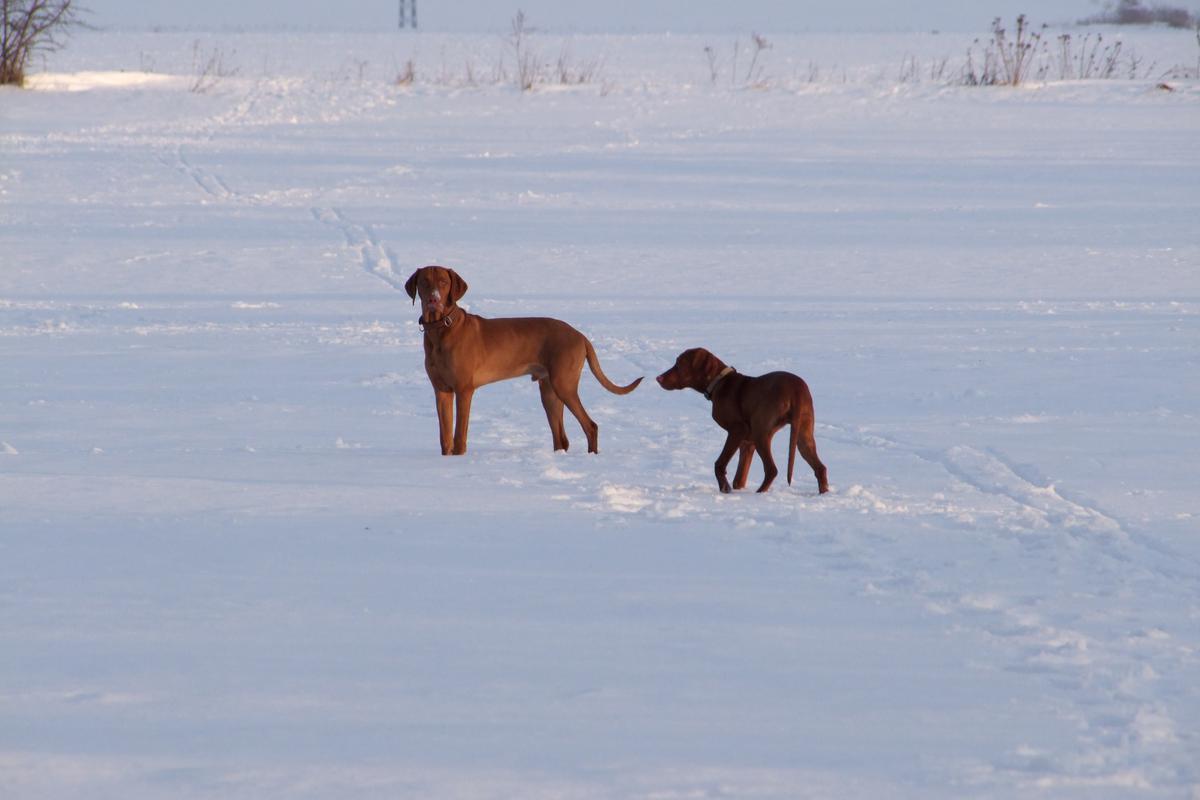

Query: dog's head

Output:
[656, 347, 726, 392]
[405, 266, 468, 319]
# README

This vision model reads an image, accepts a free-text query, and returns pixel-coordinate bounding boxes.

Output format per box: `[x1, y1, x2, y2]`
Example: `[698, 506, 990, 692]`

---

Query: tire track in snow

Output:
[156, 79, 274, 205]
[164, 144, 239, 202]
[939, 444, 1127, 539]
[828, 427, 1112, 535]
[826, 425, 1200, 581]
[311, 207, 407, 291]
[820, 423, 1199, 790]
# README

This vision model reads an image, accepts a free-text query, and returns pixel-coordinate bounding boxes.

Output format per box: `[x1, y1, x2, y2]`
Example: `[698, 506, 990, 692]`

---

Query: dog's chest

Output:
[710, 401, 741, 430]
[708, 381, 752, 431]
[423, 330, 471, 386]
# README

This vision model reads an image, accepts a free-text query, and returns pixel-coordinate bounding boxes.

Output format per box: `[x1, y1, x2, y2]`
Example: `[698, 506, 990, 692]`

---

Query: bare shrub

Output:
[510, 9, 541, 91]
[1, 0, 82, 87]
[190, 41, 238, 93]
[963, 15, 1046, 85]
[994, 14, 1043, 85]
[395, 58, 415, 86]
[500, 12, 601, 91]
[1055, 32, 1127, 79]
[703, 35, 775, 88]
[962, 14, 1159, 85]
[895, 54, 950, 84]
[702, 44, 719, 85]
[554, 44, 601, 85]
[929, 57, 950, 82]
[744, 33, 771, 85]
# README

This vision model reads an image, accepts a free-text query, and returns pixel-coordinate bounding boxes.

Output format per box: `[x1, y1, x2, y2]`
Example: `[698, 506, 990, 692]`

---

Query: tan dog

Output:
[657, 348, 829, 494]
[405, 266, 642, 455]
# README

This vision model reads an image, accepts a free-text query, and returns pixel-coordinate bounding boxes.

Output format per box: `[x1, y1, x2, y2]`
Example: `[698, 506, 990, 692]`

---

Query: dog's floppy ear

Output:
[404, 269, 421, 305]
[447, 269, 468, 305]
[697, 348, 723, 378]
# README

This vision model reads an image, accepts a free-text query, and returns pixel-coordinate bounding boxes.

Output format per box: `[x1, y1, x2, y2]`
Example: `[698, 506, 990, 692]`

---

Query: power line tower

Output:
[398, 0, 417, 29]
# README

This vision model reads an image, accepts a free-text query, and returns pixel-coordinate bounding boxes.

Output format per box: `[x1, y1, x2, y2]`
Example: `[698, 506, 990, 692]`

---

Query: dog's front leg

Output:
[435, 389, 454, 455]
[451, 387, 475, 455]
[714, 431, 742, 493]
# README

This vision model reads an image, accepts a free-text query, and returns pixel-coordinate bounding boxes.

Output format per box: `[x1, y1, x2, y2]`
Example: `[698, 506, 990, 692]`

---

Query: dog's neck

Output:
[703, 366, 735, 401]
[419, 306, 460, 332]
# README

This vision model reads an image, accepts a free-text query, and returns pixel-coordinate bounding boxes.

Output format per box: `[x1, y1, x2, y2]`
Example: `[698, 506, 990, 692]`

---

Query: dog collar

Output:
[703, 366, 735, 401]
[419, 308, 458, 331]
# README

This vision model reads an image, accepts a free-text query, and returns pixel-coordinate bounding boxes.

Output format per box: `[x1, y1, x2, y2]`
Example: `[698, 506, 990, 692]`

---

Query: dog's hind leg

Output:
[732, 441, 755, 490]
[753, 433, 779, 493]
[551, 372, 599, 453]
[798, 427, 829, 494]
[538, 377, 569, 451]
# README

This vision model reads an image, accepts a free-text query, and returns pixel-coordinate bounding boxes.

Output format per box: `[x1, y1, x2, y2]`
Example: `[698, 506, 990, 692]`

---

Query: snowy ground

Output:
[2, 26, 1200, 799]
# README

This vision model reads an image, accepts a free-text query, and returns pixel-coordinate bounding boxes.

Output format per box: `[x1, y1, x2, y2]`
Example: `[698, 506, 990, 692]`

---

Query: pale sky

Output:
[84, 1, 1116, 33]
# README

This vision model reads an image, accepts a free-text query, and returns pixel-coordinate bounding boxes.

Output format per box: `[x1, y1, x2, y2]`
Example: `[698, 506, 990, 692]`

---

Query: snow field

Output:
[2, 26, 1200, 799]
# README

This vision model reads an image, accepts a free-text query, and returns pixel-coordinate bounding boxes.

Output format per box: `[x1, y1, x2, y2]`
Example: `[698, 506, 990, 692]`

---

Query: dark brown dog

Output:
[405, 265, 642, 455]
[657, 348, 829, 494]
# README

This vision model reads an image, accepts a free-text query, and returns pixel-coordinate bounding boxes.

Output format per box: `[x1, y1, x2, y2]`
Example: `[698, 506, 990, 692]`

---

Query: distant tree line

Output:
[1083, 0, 1197, 28]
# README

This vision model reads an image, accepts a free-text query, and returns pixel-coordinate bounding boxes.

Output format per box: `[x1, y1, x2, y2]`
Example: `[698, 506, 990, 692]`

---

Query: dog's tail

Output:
[585, 339, 643, 395]
[787, 403, 802, 486]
